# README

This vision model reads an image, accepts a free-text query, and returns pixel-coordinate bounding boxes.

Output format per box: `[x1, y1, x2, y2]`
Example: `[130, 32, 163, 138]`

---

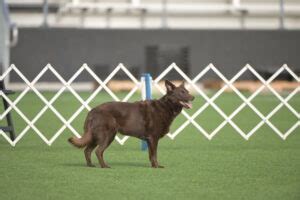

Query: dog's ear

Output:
[179, 81, 185, 88]
[165, 80, 176, 93]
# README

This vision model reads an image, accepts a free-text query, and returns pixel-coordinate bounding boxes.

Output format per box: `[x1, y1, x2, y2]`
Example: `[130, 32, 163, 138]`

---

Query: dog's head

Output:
[165, 80, 195, 109]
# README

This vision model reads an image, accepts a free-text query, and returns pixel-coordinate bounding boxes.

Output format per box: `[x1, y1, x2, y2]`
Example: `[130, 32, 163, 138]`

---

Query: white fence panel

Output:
[154, 63, 299, 140]
[0, 63, 299, 146]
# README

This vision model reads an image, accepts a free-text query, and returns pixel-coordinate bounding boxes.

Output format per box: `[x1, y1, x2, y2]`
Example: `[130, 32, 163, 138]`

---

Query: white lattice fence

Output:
[0, 63, 299, 146]
[154, 63, 299, 140]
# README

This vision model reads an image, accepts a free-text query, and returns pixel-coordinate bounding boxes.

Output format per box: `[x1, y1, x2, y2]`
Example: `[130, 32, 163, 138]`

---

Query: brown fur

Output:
[68, 80, 194, 168]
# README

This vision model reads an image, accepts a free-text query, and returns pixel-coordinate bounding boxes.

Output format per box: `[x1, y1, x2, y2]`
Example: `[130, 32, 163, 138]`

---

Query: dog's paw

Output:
[87, 164, 96, 168]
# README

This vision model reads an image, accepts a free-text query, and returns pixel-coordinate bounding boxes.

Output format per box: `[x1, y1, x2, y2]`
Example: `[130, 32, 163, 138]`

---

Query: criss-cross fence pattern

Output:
[0, 63, 299, 146]
[154, 63, 299, 140]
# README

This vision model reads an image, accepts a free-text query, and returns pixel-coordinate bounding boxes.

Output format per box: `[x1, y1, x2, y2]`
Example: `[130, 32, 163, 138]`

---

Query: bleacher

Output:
[6, 0, 300, 29]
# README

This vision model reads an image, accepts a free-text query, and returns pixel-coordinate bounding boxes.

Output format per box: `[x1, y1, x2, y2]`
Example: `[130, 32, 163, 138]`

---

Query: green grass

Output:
[0, 91, 299, 200]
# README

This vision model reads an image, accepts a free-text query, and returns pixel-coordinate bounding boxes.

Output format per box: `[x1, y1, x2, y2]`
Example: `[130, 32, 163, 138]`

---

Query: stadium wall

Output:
[9, 28, 300, 82]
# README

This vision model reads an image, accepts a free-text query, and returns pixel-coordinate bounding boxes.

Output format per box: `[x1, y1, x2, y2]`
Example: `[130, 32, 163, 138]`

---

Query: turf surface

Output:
[0, 91, 299, 200]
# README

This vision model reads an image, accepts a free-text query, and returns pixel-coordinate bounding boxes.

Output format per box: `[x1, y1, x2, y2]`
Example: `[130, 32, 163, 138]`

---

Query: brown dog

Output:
[68, 80, 194, 168]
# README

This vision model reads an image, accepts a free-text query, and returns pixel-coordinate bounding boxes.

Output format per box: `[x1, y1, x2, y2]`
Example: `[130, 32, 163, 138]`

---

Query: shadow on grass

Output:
[109, 161, 149, 168]
[63, 161, 149, 168]
[63, 163, 90, 168]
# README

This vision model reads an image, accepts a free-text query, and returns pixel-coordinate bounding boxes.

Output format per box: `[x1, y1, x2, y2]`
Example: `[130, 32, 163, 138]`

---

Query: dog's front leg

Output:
[147, 137, 164, 168]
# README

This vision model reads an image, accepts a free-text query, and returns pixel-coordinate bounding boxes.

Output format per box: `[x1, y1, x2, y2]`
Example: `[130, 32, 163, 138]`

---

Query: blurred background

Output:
[1, 0, 300, 91]
[5, 0, 300, 29]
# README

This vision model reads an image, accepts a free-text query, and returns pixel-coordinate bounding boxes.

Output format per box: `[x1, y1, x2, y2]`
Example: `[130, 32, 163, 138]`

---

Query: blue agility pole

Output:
[141, 73, 152, 151]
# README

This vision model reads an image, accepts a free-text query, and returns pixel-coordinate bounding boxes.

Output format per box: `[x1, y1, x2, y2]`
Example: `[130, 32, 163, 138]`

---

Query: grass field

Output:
[0, 91, 299, 200]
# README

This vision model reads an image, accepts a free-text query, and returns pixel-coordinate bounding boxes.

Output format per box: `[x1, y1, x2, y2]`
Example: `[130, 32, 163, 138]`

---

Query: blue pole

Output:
[141, 73, 152, 151]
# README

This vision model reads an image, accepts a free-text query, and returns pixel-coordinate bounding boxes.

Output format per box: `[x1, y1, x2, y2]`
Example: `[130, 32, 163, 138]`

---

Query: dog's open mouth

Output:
[179, 101, 193, 109]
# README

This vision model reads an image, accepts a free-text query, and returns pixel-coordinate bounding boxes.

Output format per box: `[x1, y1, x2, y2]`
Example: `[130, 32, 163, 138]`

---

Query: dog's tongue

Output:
[180, 101, 192, 109]
[185, 102, 192, 109]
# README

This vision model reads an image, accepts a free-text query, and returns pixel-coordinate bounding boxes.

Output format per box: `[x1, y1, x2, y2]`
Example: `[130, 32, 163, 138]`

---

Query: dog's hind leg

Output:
[95, 131, 116, 168]
[84, 142, 97, 167]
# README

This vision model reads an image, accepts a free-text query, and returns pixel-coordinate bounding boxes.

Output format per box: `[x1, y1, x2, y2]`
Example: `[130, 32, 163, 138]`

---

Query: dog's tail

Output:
[68, 131, 92, 148]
